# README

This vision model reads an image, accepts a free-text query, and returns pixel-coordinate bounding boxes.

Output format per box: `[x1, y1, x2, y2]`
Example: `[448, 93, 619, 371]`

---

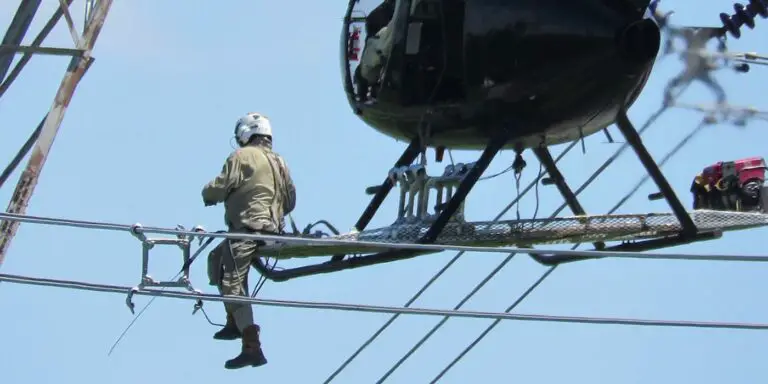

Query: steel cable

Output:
[3, 272, 768, 330]
[1, 208, 766, 261]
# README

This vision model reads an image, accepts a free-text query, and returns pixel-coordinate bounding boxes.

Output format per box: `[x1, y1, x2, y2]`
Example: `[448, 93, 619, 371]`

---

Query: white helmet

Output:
[234, 112, 272, 146]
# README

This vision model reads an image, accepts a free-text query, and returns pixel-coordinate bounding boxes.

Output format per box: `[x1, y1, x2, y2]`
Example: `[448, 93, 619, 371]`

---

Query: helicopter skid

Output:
[257, 209, 768, 259]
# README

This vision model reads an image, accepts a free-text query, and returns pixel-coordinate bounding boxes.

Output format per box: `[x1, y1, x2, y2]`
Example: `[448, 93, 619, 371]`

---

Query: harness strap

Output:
[262, 149, 286, 234]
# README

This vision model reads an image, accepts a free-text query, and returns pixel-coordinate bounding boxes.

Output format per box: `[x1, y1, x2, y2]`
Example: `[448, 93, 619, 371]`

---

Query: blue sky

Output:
[1, 1, 767, 383]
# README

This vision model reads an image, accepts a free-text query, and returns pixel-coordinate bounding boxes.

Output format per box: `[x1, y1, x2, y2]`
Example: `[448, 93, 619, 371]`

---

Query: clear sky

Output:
[1, 1, 767, 383]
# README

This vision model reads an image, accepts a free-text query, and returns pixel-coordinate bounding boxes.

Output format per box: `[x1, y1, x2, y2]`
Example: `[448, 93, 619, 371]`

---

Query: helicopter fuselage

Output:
[342, 0, 661, 150]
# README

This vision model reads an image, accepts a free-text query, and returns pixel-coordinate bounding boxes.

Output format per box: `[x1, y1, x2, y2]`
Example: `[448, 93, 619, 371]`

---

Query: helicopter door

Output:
[396, 0, 466, 106]
[342, 0, 399, 103]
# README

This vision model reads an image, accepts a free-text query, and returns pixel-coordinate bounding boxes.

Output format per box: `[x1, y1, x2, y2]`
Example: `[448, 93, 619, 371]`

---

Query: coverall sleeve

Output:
[202, 152, 243, 204]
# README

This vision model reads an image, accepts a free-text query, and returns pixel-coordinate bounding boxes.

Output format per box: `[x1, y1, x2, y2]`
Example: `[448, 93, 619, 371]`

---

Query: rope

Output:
[2, 272, 767, 330]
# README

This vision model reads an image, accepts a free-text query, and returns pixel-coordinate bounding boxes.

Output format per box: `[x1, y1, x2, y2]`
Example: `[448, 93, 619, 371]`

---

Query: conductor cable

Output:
[3, 272, 768, 330]
[321, 139, 582, 383]
[325, 86, 688, 383]
[430, 114, 708, 383]
[374, 103, 684, 382]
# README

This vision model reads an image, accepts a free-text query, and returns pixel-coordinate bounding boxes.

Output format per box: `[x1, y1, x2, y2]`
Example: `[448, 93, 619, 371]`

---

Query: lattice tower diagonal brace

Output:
[0, 0, 42, 84]
[0, 0, 114, 268]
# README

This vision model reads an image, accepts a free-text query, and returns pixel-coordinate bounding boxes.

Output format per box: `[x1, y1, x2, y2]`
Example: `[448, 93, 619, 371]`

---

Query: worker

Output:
[716, 173, 741, 211]
[690, 173, 709, 209]
[356, 0, 397, 97]
[365, 0, 395, 37]
[707, 179, 723, 210]
[202, 112, 297, 369]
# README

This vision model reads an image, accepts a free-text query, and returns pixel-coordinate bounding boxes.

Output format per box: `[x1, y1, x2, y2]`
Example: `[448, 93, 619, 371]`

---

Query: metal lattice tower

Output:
[0, 0, 113, 268]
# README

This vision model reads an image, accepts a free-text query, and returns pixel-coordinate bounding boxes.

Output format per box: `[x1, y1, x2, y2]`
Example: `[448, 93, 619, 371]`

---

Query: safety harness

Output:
[262, 147, 297, 235]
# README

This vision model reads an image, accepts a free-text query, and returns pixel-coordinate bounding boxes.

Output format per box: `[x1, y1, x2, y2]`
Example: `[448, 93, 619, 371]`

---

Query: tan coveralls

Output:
[201, 144, 290, 333]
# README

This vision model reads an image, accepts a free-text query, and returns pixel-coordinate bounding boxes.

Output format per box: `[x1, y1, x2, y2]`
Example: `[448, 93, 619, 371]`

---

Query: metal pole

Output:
[0, 0, 114, 268]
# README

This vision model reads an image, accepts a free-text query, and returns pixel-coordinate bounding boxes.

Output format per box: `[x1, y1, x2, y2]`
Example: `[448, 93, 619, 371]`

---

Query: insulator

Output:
[718, 0, 768, 38]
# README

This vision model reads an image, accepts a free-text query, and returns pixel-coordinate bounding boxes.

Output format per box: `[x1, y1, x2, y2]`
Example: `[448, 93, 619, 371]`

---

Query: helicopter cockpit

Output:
[341, 0, 467, 106]
[354, 0, 395, 101]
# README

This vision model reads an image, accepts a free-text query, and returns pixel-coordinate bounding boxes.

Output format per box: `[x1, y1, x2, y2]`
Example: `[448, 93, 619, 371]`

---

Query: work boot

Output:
[213, 313, 241, 340]
[224, 324, 268, 369]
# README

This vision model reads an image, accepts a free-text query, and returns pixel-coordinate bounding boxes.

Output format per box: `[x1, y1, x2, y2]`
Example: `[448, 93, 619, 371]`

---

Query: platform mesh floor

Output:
[258, 210, 768, 258]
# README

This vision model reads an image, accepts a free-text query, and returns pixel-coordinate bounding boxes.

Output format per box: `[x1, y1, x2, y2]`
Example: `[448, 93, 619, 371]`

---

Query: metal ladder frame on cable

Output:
[124, 223, 209, 315]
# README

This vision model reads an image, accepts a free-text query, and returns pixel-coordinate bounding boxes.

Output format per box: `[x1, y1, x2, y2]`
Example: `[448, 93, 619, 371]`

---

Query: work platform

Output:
[259, 209, 768, 258]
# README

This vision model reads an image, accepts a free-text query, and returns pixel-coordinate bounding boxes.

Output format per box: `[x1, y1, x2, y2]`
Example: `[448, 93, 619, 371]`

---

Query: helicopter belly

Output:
[348, 0, 659, 150]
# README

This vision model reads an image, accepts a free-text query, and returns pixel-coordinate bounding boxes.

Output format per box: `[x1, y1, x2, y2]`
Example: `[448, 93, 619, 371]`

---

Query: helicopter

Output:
[229, 0, 768, 282]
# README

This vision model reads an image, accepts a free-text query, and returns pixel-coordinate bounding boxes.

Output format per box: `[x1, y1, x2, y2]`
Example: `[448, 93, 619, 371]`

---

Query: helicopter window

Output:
[348, 0, 399, 101]
[359, 19, 395, 84]
[346, 0, 466, 104]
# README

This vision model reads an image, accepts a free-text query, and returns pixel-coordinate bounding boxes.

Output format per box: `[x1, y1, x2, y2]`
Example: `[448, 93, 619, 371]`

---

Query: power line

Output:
[429, 266, 555, 384]
[426, 82, 698, 382]
[2, 272, 768, 330]
[0, 211, 768, 270]
[321, 136, 583, 384]
[2, 211, 766, 262]
[609, 119, 708, 212]
[378, 79, 697, 381]
[325, 89, 686, 382]
[373, 107, 703, 382]
[429, 117, 711, 383]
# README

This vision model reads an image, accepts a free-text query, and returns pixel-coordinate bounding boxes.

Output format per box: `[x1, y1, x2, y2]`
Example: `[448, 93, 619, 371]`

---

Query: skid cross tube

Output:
[530, 230, 722, 265]
[252, 248, 438, 282]
[331, 137, 422, 262]
[615, 111, 697, 235]
[532, 146, 606, 250]
[253, 133, 510, 281]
